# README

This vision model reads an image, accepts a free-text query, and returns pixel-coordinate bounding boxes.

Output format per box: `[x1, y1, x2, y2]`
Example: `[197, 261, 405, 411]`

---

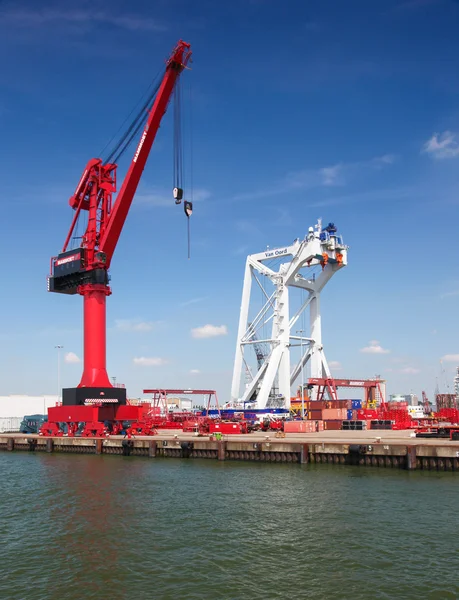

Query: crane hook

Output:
[184, 201, 193, 259]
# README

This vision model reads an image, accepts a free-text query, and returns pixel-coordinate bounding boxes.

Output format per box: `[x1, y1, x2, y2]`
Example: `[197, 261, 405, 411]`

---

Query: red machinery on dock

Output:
[41, 40, 192, 437]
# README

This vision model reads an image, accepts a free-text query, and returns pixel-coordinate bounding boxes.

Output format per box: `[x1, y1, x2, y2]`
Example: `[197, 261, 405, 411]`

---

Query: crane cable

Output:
[173, 77, 183, 196]
[105, 75, 164, 165]
[98, 67, 164, 164]
[173, 76, 193, 258]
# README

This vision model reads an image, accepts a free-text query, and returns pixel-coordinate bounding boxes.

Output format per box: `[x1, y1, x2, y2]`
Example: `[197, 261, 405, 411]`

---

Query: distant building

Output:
[0, 395, 58, 419]
[389, 393, 419, 405]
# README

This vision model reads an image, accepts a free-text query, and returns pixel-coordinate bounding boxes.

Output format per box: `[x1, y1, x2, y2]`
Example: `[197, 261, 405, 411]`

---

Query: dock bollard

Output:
[148, 441, 157, 458]
[95, 439, 103, 455]
[217, 440, 227, 461]
[300, 444, 309, 464]
[406, 446, 417, 470]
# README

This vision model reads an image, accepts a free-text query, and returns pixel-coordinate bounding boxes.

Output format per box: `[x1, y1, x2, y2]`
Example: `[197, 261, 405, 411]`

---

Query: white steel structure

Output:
[231, 220, 348, 409]
[455, 366, 459, 403]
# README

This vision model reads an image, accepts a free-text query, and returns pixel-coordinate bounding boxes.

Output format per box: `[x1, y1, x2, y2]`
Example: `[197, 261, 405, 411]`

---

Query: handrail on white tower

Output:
[230, 220, 348, 409]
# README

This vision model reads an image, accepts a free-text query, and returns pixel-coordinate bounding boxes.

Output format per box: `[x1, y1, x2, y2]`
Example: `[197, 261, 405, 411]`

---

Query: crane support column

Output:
[309, 293, 322, 379]
[79, 285, 111, 388]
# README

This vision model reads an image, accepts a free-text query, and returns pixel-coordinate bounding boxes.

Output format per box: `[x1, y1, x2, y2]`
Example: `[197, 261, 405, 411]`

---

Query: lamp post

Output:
[296, 330, 305, 418]
[55, 345, 63, 404]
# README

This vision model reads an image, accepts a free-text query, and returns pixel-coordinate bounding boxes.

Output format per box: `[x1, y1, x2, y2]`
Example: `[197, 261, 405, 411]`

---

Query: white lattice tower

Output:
[231, 220, 348, 409]
[455, 366, 459, 402]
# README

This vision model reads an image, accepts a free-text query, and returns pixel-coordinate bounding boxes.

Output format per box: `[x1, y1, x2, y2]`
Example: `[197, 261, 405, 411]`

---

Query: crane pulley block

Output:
[173, 187, 183, 202]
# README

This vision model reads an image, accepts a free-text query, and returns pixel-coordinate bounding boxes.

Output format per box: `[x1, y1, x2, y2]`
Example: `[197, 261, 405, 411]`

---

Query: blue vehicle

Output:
[20, 414, 47, 434]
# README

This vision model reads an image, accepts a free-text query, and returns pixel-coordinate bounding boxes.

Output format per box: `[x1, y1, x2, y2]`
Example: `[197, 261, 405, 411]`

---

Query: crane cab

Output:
[48, 248, 108, 294]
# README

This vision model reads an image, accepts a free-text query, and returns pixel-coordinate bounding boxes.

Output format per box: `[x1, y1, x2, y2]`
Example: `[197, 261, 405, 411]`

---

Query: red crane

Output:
[48, 40, 191, 412]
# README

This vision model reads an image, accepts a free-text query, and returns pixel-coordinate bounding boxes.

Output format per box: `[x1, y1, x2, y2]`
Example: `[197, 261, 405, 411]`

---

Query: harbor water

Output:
[0, 453, 458, 600]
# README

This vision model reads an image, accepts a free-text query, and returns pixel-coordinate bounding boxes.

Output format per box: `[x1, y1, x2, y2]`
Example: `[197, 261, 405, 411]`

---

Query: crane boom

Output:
[47, 40, 192, 405]
[100, 41, 191, 266]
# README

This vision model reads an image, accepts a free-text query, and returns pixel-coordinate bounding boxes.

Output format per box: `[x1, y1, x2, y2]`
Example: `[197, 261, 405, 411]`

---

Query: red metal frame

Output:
[308, 377, 385, 407]
[143, 389, 221, 416]
[54, 40, 191, 390]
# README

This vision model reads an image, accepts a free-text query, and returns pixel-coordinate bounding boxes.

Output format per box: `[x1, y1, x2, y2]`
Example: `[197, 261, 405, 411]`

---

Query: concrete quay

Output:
[2, 430, 459, 471]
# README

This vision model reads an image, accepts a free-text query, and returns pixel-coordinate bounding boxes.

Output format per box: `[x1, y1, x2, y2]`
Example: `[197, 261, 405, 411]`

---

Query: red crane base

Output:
[40, 404, 147, 437]
[62, 386, 127, 406]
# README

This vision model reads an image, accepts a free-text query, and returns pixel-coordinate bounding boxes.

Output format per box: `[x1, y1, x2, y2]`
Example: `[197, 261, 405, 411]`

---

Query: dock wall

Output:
[2, 435, 459, 471]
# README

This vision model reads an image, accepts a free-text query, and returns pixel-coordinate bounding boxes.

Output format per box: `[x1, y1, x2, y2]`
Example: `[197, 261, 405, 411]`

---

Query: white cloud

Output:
[399, 367, 420, 374]
[328, 360, 342, 370]
[440, 289, 459, 299]
[360, 340, 390, 354]
[233, 153, 396, 201]
[64, 352, 80, 364]
[180, 297, 206, 308]
[189, 369, 200, 374]
[441, 354, 459, 363]
[115, 319, 155, 332]
[320, 164, 343, 186]
[0, 8, 165, 32]
[318, 155, 395, 187]
[133, 357, 168, 366]
[191, 324, 228, 339]
[422, 131, 459, 159]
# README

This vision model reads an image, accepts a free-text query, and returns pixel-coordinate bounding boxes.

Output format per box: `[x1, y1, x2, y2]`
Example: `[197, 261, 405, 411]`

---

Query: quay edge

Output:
[2, 431, 459, 471]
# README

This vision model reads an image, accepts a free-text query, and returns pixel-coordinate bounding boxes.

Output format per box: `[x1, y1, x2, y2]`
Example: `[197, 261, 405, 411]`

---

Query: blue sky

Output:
[0, 0, 458, 402]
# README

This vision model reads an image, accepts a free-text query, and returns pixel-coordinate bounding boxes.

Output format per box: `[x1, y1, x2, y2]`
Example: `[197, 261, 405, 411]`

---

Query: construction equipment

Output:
[231, 220, 348, 409]
[307, 377, 385, 407]
[42, 40, 192, 436]
[422, 391, 431, 415]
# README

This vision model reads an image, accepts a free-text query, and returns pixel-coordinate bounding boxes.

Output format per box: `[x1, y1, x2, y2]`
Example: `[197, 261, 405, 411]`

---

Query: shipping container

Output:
[305, 401, 327, 410]
[209, 422, 246, 434]
[322, 408, 348, 420]
[0, 417, 21, 433]
[284, 421, 317, 433]
[307, 410, 324, 420]
[323, 420, 342, 431]
[357, 409, 379, 420]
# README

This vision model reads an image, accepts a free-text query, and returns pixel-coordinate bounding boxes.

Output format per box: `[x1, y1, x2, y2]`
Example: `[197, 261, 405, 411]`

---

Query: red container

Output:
[323, 420, 342, 431]
[357, 409, 378, 419]
[305, 401, 327, 410]
[284, 421, 302, 433]
[322, 408, 348, 420]
[307, 410, 323, 420]
[284, 421, 317, 433]
[209, 422, 246, 434]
